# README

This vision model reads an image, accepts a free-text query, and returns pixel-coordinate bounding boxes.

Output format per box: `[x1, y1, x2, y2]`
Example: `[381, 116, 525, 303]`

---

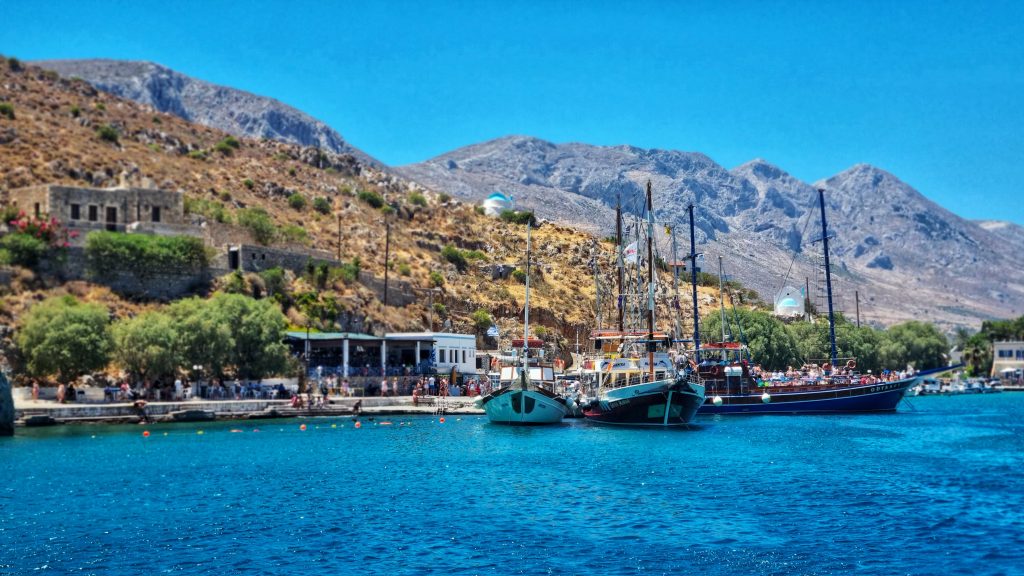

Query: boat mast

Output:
[592, 238, 601, 330]
[718, 256, 726, 342]
[688, 204, 701, 363]
[817, 188, 838, 368]
[616, 194, 624, 333]
[522, 224, 531, 390]
[645, 181, 656, 382]
[671, 225, 681, 341]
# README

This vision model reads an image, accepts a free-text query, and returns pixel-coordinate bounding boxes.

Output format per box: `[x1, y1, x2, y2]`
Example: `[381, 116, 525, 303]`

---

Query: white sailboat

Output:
[479, 225, 569, 425]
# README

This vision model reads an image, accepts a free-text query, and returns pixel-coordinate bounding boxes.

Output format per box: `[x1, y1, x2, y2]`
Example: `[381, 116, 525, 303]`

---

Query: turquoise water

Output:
[2, 395, 1023, 575]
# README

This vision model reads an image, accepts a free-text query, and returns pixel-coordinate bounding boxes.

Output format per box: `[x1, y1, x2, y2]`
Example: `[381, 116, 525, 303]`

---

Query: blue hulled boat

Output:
[695, 188, 948, 415]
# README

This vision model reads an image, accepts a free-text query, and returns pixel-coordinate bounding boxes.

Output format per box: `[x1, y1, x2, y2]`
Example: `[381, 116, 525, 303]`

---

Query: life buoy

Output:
[846, 360, 856, 370]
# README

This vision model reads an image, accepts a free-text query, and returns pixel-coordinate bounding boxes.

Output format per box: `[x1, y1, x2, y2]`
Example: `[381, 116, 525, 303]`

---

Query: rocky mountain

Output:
[1, 61, 655, 348]
[401, 136, 1024, 329]
[33, 59, 382, 167]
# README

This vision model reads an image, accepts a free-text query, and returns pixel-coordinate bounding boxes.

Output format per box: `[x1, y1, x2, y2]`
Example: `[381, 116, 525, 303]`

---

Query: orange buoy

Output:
[142, 430, 150, 437]
[299, 424, 307, 431]
[354, 421, 362, 429]
[439, 417, 446, 423]
[379, 421, 393, 426]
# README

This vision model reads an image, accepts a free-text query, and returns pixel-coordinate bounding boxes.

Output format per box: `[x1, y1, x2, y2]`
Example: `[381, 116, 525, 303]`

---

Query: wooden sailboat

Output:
[582, 182, 705, 426]
[479, 225, 569, 425]
[697, 188, 939, 414]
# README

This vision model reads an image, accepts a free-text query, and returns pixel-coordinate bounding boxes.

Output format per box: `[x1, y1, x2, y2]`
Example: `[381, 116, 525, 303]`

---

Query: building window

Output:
[462, 350, 466, 364]
[34, 203, 41, 218]
[439, 349, 446, 363]
[152, 206, 161, 223]
[1017, 350, 1024, 360]
[70, 204, 81, 220]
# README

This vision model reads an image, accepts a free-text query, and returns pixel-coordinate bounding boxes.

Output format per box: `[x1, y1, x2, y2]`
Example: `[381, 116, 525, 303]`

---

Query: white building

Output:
[386, 332, 478, 374]
[774, 286, 805, 318]
[991, 341, 1024, 381]
[481, 192, 513, 217]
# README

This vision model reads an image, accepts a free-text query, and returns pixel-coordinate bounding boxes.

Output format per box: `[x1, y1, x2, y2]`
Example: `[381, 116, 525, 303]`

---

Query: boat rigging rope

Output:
[773, 193, 819, 302]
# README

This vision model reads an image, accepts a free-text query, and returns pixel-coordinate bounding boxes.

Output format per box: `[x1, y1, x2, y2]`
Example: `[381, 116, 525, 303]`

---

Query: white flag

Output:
[623, 241, 639, 266]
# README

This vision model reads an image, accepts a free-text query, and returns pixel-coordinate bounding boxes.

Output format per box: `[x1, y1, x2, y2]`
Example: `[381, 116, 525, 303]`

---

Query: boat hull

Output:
[482, 388, 568, 425]
[699, 376, 918, 415]
[584, 379, 705, 427]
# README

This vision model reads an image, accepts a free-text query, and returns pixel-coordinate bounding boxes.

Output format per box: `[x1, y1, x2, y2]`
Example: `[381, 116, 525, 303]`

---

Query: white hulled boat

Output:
[479, 226, 569, 425]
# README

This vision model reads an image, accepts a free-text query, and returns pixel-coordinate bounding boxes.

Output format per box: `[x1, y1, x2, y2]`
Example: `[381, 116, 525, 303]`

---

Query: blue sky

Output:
[3, 1, 1023, 224]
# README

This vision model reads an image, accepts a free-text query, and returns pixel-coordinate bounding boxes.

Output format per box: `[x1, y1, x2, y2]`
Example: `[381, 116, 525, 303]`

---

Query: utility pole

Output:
[383, 219, 391, 307]
[337, 211, 342, 262]
[855, 290, 861, 328]
[805, 276, 811, 321]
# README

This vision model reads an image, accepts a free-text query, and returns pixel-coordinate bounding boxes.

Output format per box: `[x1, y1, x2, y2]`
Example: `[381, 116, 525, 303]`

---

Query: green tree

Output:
[702, 308, 800, 371]
[112, 311, 181, 383]
[16, 296, 112, 381]
[879, 321, 948, 370]
[166, 297, 233, 378]
[208, 293, 289, 379]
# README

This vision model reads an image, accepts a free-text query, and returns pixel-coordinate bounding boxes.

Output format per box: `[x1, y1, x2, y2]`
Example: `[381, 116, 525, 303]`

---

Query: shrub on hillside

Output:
[7, 57, 23, 72]
[313, 197, 332, 214]
[357, 190, 384, 209]
[441, 245, 467, 271]
[278, 224, 309, 246]
[184, 197, 230, 223]
[470, 308, 493, 331]
[429, 270, 445, 288]
[243, 178, 255, 189]
[0, 102, 14, 120]
[236, 208, 275, 245]
[409, 192, 427, 207]
[500, 210, 536, 226]
[214, 136, 240, 155]
[287, 193, 307, 210]
[96, 124, 119, 144]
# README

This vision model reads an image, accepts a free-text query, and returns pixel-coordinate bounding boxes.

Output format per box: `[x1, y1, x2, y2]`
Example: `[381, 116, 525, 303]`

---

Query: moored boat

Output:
[582, 183, 705, 427]
[697, 188, 950, 415]
[480, 225, 569, 425]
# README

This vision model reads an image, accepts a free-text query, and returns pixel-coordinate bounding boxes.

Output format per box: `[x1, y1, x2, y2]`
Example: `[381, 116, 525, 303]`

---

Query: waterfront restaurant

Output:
[284, 331, 478, 378]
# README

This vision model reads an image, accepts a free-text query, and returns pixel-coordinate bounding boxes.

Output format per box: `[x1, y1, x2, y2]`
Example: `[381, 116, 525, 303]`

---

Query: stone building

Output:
[7, 184, 195, 244]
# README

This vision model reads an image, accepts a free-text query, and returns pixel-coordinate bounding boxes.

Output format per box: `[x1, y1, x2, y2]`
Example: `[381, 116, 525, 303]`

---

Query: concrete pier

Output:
[12, 395, 483, 426]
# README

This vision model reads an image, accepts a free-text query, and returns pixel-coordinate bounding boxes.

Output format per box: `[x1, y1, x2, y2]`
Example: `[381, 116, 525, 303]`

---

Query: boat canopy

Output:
[511, 338, 545, 349]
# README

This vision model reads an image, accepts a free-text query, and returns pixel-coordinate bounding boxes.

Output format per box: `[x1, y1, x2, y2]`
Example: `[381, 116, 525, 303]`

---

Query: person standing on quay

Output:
[56, 382, 66, 404]
[31, 381, 39, 402]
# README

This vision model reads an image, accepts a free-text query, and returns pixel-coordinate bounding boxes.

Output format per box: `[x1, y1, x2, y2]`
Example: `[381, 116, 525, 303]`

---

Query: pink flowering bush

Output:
[0, 211, 73, 267]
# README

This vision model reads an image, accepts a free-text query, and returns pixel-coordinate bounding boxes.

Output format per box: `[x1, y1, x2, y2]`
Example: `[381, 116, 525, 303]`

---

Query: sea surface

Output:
[2, 394, 1023, 576]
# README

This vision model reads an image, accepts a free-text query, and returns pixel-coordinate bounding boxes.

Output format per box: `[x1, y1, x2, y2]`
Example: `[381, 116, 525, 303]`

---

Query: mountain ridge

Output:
[33, 59, 383, 168]
[401, 135, 1024, 329]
